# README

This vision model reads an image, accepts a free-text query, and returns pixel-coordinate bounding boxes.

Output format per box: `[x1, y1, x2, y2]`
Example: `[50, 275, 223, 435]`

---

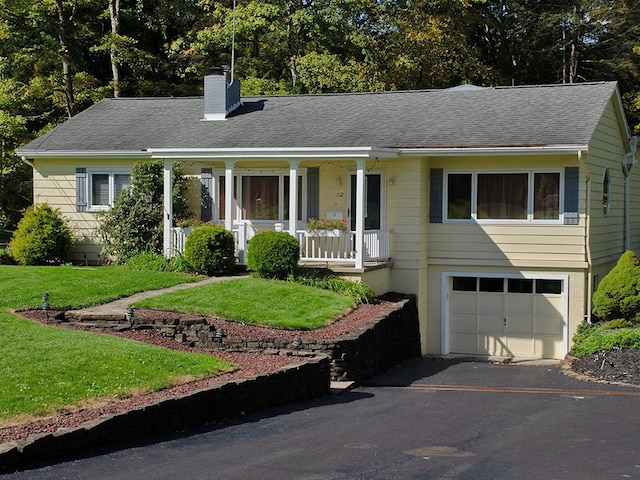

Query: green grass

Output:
[134, 278, 354, 330]
[0, 265, 233, 425]
[0, 313, 233, 422]
[0, 264, 201, 309]
[571, 321, 640, 357]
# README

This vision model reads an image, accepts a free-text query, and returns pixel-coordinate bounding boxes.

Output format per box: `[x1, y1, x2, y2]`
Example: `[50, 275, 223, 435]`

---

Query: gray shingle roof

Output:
[19, 82, 619, 154]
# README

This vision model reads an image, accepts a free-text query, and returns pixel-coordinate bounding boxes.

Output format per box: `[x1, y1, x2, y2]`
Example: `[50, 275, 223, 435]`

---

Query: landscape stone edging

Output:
[0, 356, 331, 472]
[151, 294, 422, 382]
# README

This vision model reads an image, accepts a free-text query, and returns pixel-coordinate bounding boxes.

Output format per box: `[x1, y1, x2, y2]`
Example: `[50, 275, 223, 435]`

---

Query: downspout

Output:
[20, 156, 34, 168]
[577, 151, 593, 324]
[622, 136, 638, 251]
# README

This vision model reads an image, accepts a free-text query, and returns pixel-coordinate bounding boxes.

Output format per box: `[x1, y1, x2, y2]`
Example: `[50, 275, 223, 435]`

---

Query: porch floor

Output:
[299, 259, 392, 274]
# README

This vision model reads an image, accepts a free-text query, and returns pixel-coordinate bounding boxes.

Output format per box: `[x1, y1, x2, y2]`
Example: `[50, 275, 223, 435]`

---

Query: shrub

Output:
[10, 204, 73, 265]
[288, 268, 375, 304]
[97, 160, 191, 264]
[592, 250, 640, 322]
[0, 247, 15, 265]
[125, 251, 193, 273]
[246, 231, 300, 279]
[571, 321, 640, 357]
[183, 225, 235, 275]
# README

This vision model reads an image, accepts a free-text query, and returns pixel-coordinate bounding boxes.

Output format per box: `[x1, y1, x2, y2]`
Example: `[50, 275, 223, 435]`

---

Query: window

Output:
[89, 171, 130, 210]
[218, 171, 304, 222]
[602, 168, 610, 216]
[444, 170, 561, 222]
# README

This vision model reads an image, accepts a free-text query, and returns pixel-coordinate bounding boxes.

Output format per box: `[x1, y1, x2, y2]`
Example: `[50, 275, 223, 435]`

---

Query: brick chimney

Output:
[203, 66, 241, 121]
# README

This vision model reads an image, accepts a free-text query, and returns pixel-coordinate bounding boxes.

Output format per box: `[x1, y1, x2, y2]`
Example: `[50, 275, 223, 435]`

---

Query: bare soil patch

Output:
[570, 349, 640, 387]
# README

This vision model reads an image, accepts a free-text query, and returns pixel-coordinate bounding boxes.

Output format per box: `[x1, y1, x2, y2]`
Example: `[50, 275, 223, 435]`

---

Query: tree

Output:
[97, 160, 190, 263]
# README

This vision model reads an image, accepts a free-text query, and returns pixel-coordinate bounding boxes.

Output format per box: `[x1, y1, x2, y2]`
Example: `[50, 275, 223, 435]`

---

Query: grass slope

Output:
[135, 278, 354, 330]
[0, 266, 232, 425]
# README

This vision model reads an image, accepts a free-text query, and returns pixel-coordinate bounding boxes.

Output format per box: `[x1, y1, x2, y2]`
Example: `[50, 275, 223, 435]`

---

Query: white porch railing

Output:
[171, 226, 391, 266]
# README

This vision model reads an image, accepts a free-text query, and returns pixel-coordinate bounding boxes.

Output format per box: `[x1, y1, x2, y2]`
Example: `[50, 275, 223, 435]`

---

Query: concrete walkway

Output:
[66, 272, 249, 322]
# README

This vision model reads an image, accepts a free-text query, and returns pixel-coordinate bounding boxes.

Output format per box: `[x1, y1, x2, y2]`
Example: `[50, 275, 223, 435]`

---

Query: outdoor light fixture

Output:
[292, 335, 302, 349]
[42, 292, 50, 321]
[336, 177, 342, 186]
[125, 307, 134, 330]
[215, 328, 225, 349]
[388, 177, 395, 185]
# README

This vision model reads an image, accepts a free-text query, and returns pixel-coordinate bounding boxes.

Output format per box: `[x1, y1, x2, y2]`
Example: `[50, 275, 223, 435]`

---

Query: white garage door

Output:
[449, 276, 565, 359]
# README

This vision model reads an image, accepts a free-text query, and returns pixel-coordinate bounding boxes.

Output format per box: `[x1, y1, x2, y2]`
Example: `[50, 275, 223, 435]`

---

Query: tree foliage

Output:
[592, 250, 640, 323]
[97, 160, 190, 264]
[1, 0, 638, 219]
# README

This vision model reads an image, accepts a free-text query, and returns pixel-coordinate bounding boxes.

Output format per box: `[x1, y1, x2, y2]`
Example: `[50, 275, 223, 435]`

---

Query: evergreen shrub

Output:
[246, 231, 300, 279]
[592, 250, 640, 323]
[10, 204, 73, 265]
[183, 225, 235, 275]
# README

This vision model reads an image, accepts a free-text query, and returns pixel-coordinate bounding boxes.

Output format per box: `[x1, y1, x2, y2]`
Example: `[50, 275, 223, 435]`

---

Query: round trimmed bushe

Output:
[183, 224, 236, 275]
[246, 230, 300, 279]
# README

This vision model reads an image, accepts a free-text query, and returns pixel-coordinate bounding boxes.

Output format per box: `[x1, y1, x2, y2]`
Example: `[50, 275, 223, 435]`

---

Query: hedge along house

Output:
[17, 72, 640, 360]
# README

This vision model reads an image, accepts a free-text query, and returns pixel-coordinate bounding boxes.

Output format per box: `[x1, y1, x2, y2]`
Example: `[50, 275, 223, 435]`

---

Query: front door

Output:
[349, 173, 381, 231]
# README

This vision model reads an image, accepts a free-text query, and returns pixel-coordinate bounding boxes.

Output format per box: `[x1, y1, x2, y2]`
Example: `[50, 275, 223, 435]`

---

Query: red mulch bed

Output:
[1, 299, 398, 445]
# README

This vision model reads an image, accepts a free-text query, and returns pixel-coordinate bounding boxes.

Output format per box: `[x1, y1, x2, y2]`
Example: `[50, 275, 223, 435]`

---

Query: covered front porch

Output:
[159, 150, 396, 270]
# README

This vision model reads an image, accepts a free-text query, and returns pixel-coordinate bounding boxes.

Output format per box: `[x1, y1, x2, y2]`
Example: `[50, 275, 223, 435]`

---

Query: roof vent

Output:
[203, 66, 241, 121]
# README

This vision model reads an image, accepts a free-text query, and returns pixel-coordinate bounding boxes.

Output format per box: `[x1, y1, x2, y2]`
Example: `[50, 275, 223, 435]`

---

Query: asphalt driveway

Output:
[4, 359, 640, 479]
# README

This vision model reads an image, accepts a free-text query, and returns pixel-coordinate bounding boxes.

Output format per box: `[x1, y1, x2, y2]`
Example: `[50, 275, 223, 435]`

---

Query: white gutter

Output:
[622, 136, 638, 251]
[147, 147, 399, 160]
[399, 145, 589, 156]
[15, 150, 151, 159]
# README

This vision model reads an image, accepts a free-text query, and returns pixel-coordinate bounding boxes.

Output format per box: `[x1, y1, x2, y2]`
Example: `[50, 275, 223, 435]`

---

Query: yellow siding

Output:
[585, 99, 630, 262]
[33, 157, 138, 263]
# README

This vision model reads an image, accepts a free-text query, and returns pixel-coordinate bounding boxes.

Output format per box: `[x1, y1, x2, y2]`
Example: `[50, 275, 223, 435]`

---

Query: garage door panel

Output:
[451, 313, 477, 331]
[478, 295, 504, 315]
[477, 315, 504, 333]
[449, 276, 565, 360]
[450, 294, 477, 313]
[507, 314, 534, 334]
[536, 316, 564, 336]
[507, 335, 535, 357]
[479, 334, 509, 356]
[534, 336, 564, 358]
[506, 295, 534, 314]
[451, 333, 478, 353]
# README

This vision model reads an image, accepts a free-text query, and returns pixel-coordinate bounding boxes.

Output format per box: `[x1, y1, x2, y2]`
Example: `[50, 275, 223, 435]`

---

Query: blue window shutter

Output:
[564, 167, 579, 225]
[201, 168, 213, 222]
[307, 167, 319, 219]
[75, 168, 87, 212]
[430, 168, 443, 223]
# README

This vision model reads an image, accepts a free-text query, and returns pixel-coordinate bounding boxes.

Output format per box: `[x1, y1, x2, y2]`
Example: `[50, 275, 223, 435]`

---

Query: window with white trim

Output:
[217, 170, 305, 222]
[444, 170, 562, 222]
[88, 171, 131, 211]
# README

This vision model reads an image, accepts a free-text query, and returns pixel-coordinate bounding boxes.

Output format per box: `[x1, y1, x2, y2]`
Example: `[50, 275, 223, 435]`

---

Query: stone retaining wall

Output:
[150, 294, 421, 382]
[0, 357, 330, 471]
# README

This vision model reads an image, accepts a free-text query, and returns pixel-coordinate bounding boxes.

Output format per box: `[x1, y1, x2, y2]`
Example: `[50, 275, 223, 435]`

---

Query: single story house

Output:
[17, 71, 639, 360]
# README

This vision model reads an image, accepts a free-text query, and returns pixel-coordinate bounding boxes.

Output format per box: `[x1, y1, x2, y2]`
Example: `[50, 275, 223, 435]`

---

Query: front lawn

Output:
[134, 278, 354, 330]
[0, 265, 201, 309]
[0, 266, 232, 426]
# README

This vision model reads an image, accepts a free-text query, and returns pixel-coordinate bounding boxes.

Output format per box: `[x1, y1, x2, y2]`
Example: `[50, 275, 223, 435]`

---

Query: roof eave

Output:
[146, 147, 399, 159]
[398, 145, 590, 156]
[16, 150, 152, 159]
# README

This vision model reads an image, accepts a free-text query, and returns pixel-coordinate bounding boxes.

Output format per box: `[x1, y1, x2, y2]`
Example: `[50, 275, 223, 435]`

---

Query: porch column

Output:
[355, 158, 365, 269]
[224, 160, 235, 231]
[288, 160, 299, 237]
[163, 159, 173, 257]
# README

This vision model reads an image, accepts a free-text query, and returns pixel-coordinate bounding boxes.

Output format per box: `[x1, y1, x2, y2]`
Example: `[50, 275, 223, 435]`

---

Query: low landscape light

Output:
[215, 328, 225, 349]
[42, 292, 50, 320]
[292, 335, 302, 349]
[125, 307, 134, 330]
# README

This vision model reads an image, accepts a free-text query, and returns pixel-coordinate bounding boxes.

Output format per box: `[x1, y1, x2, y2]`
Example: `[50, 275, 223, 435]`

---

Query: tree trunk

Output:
[109, 0, 121, 98]
[56, 0, 77, 117]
